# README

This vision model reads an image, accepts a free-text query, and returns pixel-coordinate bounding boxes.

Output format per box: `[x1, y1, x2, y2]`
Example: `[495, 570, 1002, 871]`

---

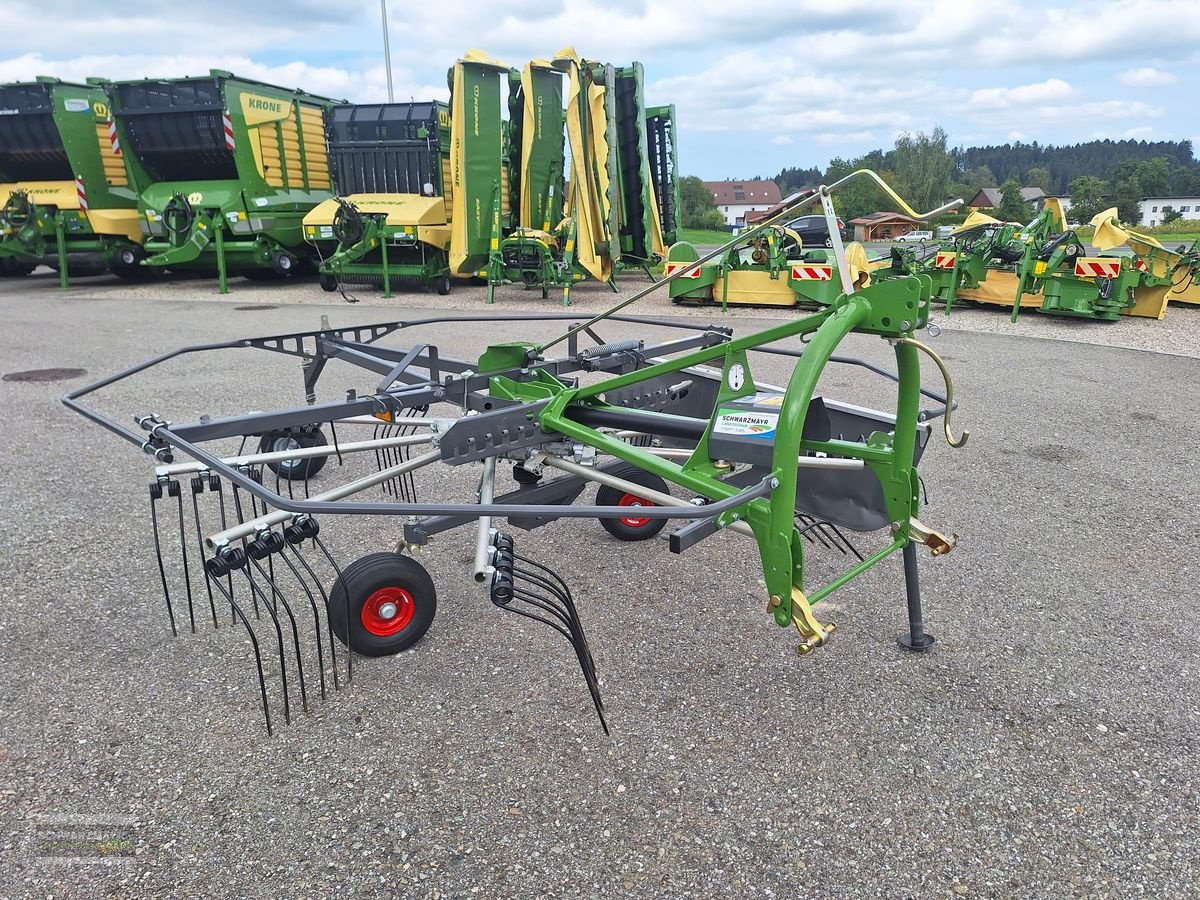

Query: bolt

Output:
[378, 602, 398, 620]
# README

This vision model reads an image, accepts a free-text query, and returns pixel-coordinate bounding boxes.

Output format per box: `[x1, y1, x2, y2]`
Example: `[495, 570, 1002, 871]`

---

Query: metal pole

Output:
[380, 0, 394, 103]
[472, 457, 497, 582]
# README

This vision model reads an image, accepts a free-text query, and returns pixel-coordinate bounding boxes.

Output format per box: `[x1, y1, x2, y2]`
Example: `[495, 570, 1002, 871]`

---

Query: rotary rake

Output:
[64, 170, 969, 736]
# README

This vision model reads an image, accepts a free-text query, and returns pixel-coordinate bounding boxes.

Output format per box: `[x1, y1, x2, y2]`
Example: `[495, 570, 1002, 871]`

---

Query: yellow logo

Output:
[92, 101, 109, 118]
[438, 108, 451, 129]
[187, 192, 203, 204]
[240, 93, 291, 126]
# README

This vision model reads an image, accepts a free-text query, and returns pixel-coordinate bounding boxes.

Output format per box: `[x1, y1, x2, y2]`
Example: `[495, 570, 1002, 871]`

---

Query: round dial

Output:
[727, 362, 745, 392]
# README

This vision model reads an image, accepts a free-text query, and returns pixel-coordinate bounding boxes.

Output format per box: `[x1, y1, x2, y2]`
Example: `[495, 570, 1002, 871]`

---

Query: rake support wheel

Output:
[596, 467, 670, 541]
[258, 427, 328, 480]
[327, 552, 437, 656]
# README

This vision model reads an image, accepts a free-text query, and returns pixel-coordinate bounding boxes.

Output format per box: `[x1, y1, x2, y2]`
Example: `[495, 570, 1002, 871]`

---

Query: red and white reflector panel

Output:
[1074, 258, 1121, 279]
[223, 111, 236, 151]
[935, 252, 956, 269]
[75, 176, 88, 211]
[1133, 258, 1149, 272]
[107, 119, 121, 156]
[790, 264, 833, 281]
[663, 262, 701, 278]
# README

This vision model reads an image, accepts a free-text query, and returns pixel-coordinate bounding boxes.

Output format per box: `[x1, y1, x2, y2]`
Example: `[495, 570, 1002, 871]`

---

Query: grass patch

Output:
[677, 228, 734, 246]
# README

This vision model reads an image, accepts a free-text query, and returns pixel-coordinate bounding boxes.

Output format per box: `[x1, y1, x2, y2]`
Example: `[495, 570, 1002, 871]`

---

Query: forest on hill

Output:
[767, 132, 1200, 224]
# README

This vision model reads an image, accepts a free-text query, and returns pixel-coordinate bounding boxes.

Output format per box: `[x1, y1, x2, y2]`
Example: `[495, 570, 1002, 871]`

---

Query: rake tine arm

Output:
[205, 574, 274, 736]
[246, 536, 309, 715]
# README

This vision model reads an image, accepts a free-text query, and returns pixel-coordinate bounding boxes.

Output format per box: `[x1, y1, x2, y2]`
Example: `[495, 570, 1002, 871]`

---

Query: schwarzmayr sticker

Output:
[714, 408, 778, 438]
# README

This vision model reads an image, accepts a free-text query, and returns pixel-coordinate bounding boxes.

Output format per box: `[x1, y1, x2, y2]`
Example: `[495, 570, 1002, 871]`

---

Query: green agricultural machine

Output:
[64, 169, 968, 735]
[302, 101, 454, 297]
[109, 70, 338, 292]
[0, 77, 143, 286]
[487, 51, 680, 303]
[906, 203, 1175, 322]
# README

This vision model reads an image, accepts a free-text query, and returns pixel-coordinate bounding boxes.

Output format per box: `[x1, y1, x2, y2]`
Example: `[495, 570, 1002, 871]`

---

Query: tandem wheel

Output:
[596, 467, 670, 542]
[258, 427, 328, 480]
[327, 553, 437, 656]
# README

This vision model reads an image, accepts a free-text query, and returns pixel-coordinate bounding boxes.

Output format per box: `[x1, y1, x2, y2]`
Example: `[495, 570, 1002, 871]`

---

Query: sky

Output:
[3, 0, 1198, 179]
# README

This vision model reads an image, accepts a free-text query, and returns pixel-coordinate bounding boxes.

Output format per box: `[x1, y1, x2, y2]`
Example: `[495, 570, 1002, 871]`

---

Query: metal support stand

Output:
[897, 541, 935, 651]
[381, 236, 392, 299]
[55, 218, 69, 290]
[215, 225, 228, 295]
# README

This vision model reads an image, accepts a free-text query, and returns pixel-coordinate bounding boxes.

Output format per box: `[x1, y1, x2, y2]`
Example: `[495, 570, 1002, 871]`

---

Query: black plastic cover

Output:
[0, 84, 70, 181]
[327, 102, 444, 195]
[115, 79, 235, 181]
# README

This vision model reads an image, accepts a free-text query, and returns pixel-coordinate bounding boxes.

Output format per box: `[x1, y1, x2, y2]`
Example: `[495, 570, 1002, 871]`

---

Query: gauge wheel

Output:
[257, 428, 328, 480]
[596, 467, 670, 541]
[327, 553, 437, 656]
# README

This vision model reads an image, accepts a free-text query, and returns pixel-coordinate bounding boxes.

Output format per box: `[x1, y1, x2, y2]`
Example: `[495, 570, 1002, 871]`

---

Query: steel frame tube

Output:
[155, 432, 435, 476]
[472, 457, 497, 582]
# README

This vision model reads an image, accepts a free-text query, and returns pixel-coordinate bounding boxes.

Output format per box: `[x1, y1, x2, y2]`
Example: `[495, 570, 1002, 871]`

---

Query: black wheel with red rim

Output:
[596, 467, 670, 542]
[327, 553, 437, 656]
[258, 427, 328, 481]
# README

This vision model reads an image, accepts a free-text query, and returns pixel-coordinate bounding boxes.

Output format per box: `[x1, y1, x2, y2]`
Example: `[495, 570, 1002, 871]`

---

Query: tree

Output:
[1133, 157, 1171, 197]
[1113, 175, 1142, 224]
[679, 175, 723, 229]
[996, 179, 1032, 222]
[1066, 175, 1109, 224]
[891, 126, 955, 214]
[1162, 206, 1183, 224]
[1026, 167, 1052, 193]
[964, 165, 997, 188]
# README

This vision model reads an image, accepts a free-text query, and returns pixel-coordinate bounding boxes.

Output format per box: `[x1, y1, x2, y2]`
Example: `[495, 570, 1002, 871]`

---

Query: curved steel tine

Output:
[286, 542, 340, 691]
[826, 522, 865, 561]
[230, 482, 260, 619]
[500, 592, 575, 644]
[308, 533, 352, 684]
[511, 585, 607, 734]
[189, 477, 219, 629]
[148, 481, 178, 637]
[213, 476, 238, 625]
[238, 568, 292, 725]
[206, 573, 273, 735]
[508, 568, 576, 634]
[168, 480, 197, 634]
[512, 557, 585, 635]
[247, 552, 309, 714]
[272, 540, 327, 700]
[796, 514, 836, 551]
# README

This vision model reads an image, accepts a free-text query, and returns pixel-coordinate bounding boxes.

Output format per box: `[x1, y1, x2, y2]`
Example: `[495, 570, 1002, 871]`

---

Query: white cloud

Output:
[1117, 66, 1178, 87]
[771, 135, 794, 145]
[969, 79, 1076, 109]
[1121, 126, 1155, 138]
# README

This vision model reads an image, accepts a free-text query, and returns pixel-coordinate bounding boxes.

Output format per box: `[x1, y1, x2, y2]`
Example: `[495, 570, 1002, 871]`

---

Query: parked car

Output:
[895, 230, 933, 243]
[935, 225, 955, 239]
[784, 214, 849, 248]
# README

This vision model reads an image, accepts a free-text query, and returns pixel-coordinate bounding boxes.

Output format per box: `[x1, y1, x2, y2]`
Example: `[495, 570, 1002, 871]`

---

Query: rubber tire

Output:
[258, 428, 328, 480]
[824, 237, 833, 248]
[327, 553, 437, 656]
[269, 251, 295, 275]
[319, 272, 338, 292]
[435, 275, 452, 295]
[596, 467, 670, 542]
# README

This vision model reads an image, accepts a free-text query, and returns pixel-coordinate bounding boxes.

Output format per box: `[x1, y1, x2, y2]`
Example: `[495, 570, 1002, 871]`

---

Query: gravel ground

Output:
[1, 273, 1198, 898]
[9, 265, 1200, 358]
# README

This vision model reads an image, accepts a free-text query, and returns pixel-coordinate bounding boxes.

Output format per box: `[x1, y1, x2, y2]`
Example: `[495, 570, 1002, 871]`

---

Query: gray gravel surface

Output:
[1, 274, 1198, 898]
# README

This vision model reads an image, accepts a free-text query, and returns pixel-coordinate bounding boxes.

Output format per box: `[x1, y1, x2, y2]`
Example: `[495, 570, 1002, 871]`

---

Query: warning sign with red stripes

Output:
[1074, 258, 1121, 278]
[663, 262, 701, 278]
[935, 252, 956, 269]
[107, 119, 121, 156]
[74, 176, 88, 211]
[1133, 258, 1148, 272]
[790, 264, 833, 281]
[222, 111, 236, 151]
